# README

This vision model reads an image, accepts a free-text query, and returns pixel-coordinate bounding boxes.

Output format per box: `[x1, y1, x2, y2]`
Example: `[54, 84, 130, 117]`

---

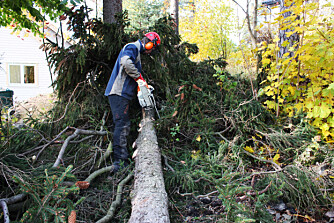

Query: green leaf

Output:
[313, 106, 321, 118]
[320, 103, 331, 118]
[327, 116, 334, 127]
[328, 83, 334, 90]
[322, 89, 332, 97]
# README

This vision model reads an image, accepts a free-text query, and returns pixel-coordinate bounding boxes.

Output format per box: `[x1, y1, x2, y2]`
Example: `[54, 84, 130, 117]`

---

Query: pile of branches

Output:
[0, 8, 203, 222]
[157, 68, 334, 222]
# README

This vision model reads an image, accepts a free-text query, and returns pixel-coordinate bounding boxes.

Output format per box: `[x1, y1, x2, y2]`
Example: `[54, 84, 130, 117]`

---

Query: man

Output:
[104, 32, 161, 173]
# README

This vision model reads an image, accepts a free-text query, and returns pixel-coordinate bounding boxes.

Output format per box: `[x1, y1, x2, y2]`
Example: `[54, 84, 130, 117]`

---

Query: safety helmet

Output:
[144, 32, 161, 50]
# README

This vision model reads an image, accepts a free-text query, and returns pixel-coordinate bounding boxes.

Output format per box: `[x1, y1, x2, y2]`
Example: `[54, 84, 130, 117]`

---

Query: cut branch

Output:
[35, 126, 69, 160]
[0, 201, 10, 223]
[237, 181, 272, 201]
[53, 128, 107, 168]
[96, 172, 134, 223]
[0, 193, 27, 223]
[84, 165, 113, 183]
[95, 142, 113, 169]
[0, 194, 26, 205]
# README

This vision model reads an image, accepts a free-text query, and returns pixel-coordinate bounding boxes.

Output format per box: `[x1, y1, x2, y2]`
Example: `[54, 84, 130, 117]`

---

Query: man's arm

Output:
[120, 46, 140, 80]
[120, 56, 140, 79]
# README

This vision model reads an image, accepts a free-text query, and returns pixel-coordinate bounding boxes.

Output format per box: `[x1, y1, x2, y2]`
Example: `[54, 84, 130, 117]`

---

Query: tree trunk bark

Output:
[275, 0, 300, 116]
[170, 0, 179, 35]
[278, 0, 299, 58]
[103, 0, 122, 24]
[128, 109, 170, 223]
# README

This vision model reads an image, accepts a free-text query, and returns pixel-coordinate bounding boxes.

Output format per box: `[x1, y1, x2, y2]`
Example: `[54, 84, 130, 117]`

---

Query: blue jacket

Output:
[104, 40, 144, 100]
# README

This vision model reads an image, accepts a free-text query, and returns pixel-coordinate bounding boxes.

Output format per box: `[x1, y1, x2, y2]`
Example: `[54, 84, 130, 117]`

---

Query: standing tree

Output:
[272, 0, 300, 116]
[103, 0, 122, 24]
[170, 0, 179, 35]
[278, 0, 299, 59]
[261, 0, 334, 135]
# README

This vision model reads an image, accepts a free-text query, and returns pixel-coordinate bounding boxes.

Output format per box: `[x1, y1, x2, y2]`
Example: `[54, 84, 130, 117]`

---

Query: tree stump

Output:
[128, 109, 170, 223]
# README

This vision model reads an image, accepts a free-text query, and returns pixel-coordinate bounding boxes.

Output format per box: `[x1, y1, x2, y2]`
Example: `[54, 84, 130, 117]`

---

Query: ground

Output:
[12, 93, 57, 124]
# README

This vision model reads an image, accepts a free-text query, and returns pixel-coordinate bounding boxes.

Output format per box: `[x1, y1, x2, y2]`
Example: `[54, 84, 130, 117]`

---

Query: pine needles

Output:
[13, 165, 82, 222]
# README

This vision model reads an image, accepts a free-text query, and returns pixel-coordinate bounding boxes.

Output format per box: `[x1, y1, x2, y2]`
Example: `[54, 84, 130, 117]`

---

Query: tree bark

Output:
[170, 0, 179, 35]
[253, 0, 258, 46]
[103, 0, 122, 24]
[278, 0, 299, 58]
[128, 109, 170, 223]
[0, 201, 10, 223]
[275, 0, 300, 116]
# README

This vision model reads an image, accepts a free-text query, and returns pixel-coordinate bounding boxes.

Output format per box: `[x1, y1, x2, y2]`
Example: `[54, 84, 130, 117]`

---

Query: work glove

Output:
[136, 74, 146, 107]
[137, 90, 146, 107]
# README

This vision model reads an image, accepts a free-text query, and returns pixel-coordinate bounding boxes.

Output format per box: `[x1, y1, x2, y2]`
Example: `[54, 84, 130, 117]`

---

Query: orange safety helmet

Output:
[144, 32, 161, 50]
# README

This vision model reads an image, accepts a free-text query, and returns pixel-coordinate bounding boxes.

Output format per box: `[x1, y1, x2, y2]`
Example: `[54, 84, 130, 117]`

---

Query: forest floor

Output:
[3, 91, 334, 223]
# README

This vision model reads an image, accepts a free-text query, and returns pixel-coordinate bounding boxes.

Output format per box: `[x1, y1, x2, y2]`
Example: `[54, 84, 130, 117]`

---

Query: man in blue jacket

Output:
[105, 32, 161, 173]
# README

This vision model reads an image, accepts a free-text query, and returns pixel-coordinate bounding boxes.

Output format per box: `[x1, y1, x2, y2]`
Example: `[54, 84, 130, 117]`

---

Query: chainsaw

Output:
[137, 81, 160, 119]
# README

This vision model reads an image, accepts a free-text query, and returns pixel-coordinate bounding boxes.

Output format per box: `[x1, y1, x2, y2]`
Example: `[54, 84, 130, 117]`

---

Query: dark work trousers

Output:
[108, 94, 131, 164]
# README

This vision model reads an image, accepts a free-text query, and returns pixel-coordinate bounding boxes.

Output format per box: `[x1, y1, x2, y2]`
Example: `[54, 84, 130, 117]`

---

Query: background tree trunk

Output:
[103, 0, 122, 24]
[275, 0, 300, 116]
[170, 0, 179, 35]
[128, 109, 170, 223]
[278, 0, 299, 58]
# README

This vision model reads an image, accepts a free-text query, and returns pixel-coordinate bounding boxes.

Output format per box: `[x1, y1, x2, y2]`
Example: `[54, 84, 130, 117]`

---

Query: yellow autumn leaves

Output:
[191, 135, 202, 160]
[243, 146, 254, 153]
[243, 146, 281, 165]
[260, 0, 334, 140]
[179, 0, 236, 61]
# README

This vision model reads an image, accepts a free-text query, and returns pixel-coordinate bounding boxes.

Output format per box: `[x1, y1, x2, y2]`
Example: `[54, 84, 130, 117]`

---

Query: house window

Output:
[9, 64, 36, 85]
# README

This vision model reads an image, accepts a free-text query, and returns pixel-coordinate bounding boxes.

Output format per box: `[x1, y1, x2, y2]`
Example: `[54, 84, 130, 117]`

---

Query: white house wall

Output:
[0, 27, 55, 102]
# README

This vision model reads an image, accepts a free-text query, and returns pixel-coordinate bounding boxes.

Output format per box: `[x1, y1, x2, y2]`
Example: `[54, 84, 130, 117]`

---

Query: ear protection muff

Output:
[145, 41, 154, 50]
[145, 37, 158, 50]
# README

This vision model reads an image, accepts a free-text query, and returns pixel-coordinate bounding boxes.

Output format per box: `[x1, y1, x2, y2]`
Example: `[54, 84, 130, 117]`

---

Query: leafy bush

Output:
[260, 1, 334, 140]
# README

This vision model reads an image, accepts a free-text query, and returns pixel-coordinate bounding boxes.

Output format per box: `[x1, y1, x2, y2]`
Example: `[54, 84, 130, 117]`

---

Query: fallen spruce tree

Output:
[129, 109, 170, 223]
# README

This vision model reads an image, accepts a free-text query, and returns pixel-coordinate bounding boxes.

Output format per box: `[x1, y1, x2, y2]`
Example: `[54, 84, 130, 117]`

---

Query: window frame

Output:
[8, 63, 37, 86]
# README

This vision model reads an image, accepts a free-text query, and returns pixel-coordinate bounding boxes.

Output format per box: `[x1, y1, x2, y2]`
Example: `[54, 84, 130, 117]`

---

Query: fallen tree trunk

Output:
[128, 109, 170, 223]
